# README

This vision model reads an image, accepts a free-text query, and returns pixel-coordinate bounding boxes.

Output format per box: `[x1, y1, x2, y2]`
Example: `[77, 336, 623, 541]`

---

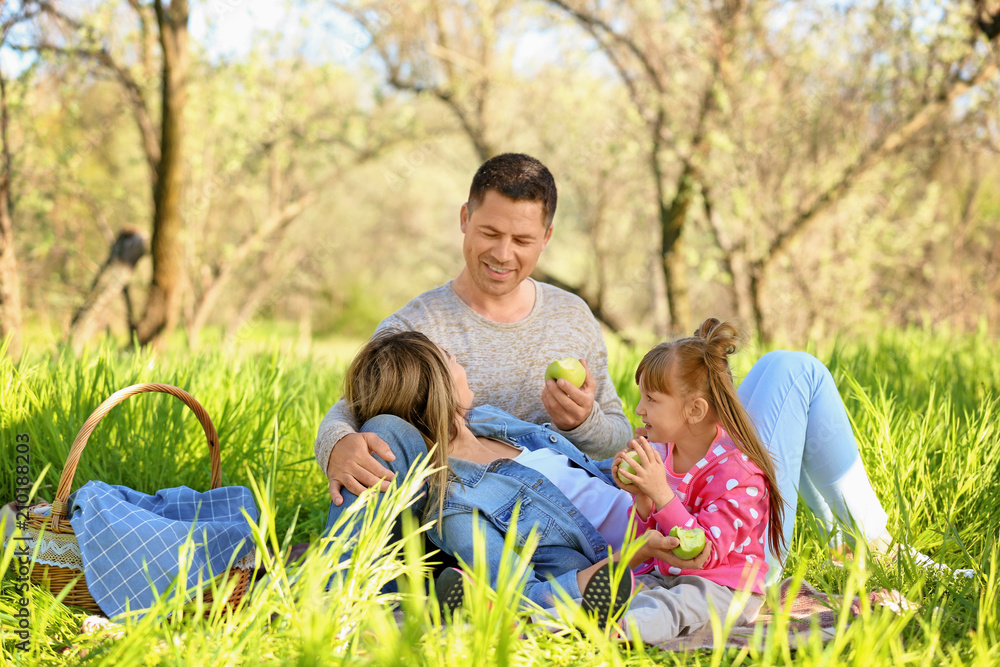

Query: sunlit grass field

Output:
[2, 328, 999, 665]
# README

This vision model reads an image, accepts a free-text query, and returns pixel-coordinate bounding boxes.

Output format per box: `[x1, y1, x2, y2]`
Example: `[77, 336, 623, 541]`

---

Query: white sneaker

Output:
[905, 547, 975, 579]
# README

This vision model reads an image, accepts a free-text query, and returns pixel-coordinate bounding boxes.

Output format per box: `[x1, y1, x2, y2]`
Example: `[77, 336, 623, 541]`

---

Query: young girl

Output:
[613, 318, 786, 643]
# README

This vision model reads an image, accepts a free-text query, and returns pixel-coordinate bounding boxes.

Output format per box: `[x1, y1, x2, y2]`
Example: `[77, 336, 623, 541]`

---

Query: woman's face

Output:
[441, 347, 475, 409]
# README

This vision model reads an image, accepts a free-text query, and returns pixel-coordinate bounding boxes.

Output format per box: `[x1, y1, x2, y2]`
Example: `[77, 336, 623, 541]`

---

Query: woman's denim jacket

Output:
[429, 405, 621, 609]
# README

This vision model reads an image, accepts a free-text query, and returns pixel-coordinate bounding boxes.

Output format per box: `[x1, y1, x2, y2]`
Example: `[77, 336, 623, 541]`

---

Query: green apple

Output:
[669, 526, 707, 560]
[617, 451, 641, 484]
[544, 357, 586, 388]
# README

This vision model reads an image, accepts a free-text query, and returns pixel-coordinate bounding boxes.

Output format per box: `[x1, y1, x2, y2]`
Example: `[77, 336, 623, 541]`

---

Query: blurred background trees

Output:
[0, 0, 998, 356]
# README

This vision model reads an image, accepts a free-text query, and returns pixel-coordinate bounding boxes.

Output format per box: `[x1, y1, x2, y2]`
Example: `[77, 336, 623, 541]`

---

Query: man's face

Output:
[460, 190, 553, 298]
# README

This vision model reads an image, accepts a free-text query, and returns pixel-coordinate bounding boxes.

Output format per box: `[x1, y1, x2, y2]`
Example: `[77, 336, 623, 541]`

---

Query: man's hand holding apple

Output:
[541, 357, 596, 431]
[326, 432, 397, 505]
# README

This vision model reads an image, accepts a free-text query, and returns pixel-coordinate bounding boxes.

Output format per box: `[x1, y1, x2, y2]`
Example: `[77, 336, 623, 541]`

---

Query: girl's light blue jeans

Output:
[738, 350, 889, 584]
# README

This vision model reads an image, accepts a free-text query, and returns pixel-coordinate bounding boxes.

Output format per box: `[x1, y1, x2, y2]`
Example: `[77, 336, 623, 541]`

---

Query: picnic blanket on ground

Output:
[375, 571, 898, 650]
[654, 577, 909, 651]
[68, 563, 906, 653]
[69, 481, 259, 618]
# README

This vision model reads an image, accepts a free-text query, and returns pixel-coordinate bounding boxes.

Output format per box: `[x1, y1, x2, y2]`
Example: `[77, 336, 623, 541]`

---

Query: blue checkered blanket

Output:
[68, 481, 259, 618]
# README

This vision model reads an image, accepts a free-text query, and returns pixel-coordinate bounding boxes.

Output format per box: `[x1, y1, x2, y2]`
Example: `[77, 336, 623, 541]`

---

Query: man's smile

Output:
[486, 263, 514, 277]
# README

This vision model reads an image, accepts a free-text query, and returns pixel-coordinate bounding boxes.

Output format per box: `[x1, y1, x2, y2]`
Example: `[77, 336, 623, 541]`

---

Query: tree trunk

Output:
[700, 182, 749, 324]
[135, 0, 189, 345]
[648, 251, 669, 338]
[748, 266, 768, 344]
[0, 69, 22, 359]
[662, 241, 690, 336]
[655, 62, 719, 336]
[68, 229, 147, 352]
[729, 253, 755, 330]
[0, 176, 21, 359]
[659, 162, 695, 335]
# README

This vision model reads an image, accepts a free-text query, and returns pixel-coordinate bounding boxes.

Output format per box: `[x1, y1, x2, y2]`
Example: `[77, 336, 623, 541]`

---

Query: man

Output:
[316, 153, 632, 505]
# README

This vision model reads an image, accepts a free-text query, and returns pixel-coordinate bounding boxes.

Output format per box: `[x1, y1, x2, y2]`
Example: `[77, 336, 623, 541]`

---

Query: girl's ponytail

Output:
[695, 318, 740, 380]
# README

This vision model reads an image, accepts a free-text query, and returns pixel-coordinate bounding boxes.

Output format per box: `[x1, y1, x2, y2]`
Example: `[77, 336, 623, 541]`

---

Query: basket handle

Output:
[50, 383, 221, 529]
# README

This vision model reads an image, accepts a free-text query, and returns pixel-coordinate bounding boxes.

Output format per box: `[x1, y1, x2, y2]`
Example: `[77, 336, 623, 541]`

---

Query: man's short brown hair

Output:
[467, 153, 558, 229]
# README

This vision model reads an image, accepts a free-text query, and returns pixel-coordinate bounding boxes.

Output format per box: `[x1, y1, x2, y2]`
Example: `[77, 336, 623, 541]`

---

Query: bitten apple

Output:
[544, 357, 586, 388]
[669, 526, 707, 560]
[617, 451, 642, 484]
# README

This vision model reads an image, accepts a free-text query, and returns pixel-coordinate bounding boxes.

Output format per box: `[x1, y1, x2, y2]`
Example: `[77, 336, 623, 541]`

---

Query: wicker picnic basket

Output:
[20, 383, 253, 616]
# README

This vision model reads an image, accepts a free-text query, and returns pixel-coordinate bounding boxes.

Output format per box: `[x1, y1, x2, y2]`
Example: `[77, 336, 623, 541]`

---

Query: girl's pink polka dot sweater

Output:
[632, 425, 772, 594]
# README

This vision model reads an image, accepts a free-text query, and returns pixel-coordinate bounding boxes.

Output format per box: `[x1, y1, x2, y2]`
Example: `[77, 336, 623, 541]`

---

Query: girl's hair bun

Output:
[695, 317, 741, 364]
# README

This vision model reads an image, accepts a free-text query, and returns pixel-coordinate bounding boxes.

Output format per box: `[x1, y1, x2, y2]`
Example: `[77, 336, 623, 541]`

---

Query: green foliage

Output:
[2, 330, 1000, 664]
[314, 282, 390, 339]
[0, 343, 340, 539]
[3, 0, 1000, 351]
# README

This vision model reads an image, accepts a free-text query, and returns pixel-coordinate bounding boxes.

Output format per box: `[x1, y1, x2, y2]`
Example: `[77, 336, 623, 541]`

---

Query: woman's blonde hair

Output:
[344, 330, 461, 520]
[635, 318, 787, 559]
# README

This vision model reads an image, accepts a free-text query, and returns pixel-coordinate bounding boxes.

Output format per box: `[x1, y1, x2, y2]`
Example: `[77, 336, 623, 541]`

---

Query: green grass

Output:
[2, 328, 999, 665]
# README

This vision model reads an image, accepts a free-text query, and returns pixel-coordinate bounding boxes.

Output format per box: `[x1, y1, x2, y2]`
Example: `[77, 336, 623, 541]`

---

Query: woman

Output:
[327, 330, 710, 626]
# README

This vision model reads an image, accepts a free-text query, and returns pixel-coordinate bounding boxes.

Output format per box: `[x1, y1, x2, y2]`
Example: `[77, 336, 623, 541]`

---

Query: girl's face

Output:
[635, 369, 689, 445]
[441, 347, 475, 409]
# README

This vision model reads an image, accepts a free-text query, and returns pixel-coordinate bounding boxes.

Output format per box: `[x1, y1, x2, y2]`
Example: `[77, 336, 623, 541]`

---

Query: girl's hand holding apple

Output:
[657, 540, 713, 571]
[616, 436, 674, 510]
[612, 451, 654, 517]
